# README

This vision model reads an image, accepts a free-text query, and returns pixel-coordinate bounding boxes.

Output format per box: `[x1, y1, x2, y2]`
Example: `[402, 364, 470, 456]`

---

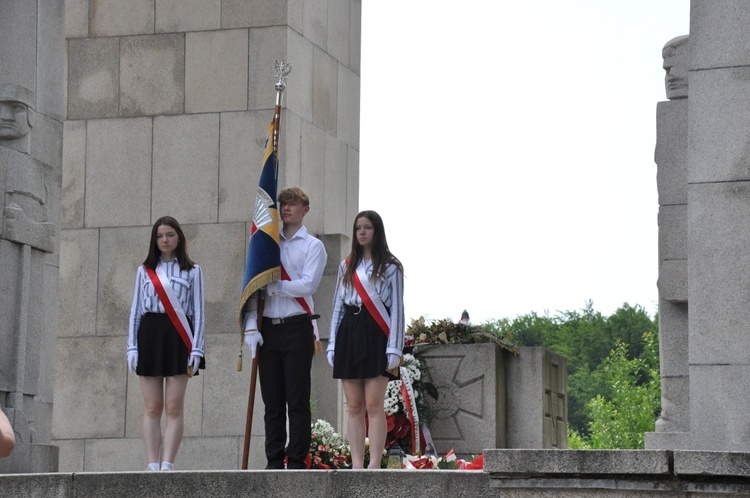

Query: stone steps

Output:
[4, 450, 750, 497]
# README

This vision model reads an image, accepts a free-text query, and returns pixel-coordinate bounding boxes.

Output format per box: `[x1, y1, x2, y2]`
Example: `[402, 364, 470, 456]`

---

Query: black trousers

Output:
[258, 318, 315, 468]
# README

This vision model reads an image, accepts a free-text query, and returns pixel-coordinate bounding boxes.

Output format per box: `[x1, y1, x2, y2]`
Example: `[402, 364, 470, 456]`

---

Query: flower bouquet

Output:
[403, 449, 484, 470]
[383, 352, 435, 455]
[308, 419, 351, 469]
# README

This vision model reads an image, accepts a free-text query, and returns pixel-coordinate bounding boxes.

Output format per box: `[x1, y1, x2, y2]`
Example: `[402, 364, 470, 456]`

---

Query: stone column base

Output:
[644, 431, 690, 450]
[0, 443, 58, 473]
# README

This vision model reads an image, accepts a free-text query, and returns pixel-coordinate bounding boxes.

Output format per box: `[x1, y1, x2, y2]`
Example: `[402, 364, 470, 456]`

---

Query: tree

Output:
[573, 331, 661, 449]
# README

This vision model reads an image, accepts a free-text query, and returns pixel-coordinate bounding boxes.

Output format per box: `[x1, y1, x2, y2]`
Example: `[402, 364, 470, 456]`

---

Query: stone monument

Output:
[649, 2, 750, 452]
[683, 3, 750, 451]
[646, 35, 690, 450]
[0, 1, 64, 473]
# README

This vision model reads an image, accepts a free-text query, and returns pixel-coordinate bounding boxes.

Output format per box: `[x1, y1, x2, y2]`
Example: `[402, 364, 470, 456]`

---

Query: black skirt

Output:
[136, 313, 204, 377]
[332, 305, 398, 381]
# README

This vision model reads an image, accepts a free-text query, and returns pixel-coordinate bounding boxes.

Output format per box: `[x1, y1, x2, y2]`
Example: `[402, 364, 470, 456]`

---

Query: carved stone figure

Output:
[662, 35, 689, 100]
[0, 82, 57, 472]
[646, 34, 691, 450]
[0, 84, 34, 140]
[1, 149, 55, 252]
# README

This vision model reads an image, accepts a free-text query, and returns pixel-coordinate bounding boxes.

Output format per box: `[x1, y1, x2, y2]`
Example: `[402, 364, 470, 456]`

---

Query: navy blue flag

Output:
[239, 119, 281, 331]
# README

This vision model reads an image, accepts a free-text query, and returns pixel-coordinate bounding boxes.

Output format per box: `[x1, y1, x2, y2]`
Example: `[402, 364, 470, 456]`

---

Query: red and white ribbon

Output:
[352, 263, 390, 337]
[145, 266, 193, 351]
[280, 264, 319, 340]
[399, 365, 420, 454]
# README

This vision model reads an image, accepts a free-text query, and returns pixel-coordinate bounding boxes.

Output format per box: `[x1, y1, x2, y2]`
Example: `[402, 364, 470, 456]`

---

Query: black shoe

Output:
[286, 461, 307, 470]
[265, 462, 284, 470]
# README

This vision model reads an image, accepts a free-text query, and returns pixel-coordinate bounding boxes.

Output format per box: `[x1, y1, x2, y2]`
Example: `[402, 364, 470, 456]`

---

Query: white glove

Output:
[387, 354, 401, 370]
[327, 351, 334, 367]
[244, 330, 264, 358]
[189, 353, 202, 375]
[127, 351, 138, 373]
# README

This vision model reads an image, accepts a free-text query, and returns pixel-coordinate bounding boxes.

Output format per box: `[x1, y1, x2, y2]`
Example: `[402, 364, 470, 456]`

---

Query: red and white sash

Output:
[280, 263, 319, 340]
[399, 364, 420, 454]
[352, 262, 390, 337]
[145, 266, 193, 351]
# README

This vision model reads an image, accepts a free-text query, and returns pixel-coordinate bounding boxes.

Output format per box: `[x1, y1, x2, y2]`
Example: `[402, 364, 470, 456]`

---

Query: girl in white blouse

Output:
[127, 216, 205, 471]
[328, 210, 404, 469]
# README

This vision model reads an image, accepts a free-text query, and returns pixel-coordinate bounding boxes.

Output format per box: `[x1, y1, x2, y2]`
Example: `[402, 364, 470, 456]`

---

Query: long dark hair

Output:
[143, 216, 195, 271]
[342, 210, 401, 286]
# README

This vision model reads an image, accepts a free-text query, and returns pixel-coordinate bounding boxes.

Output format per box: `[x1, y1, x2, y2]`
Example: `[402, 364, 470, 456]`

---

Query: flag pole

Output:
[241, 60, 291, 470]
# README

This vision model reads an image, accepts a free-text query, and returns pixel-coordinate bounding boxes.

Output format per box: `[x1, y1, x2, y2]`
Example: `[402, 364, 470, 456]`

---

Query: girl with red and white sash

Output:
[126, 216, 205, 472]
[327, 210, 404, 469]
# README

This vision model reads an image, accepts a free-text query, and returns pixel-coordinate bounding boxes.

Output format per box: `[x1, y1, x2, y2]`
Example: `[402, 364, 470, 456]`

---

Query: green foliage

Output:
[497, 301, 659, 446]
[566, 427, 590, 449]
[583, 332, 661, 449]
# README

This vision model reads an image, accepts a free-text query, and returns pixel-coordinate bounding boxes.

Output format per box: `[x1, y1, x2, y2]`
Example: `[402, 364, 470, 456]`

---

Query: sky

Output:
[358, 1, 690, 325]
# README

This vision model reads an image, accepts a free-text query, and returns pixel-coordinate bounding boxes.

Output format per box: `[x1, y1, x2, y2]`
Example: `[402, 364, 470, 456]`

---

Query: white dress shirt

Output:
[244, 225, 327, 331]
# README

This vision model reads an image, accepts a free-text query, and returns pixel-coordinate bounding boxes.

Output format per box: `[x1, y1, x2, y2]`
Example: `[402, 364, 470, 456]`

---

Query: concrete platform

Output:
[0, 470, 491, 498]
[4, 450, 750, 497]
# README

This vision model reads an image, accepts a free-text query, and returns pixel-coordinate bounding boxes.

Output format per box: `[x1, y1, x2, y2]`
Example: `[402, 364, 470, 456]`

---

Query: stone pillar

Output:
[0, 0, 64, 472]
[505, 347, 568, 450]
[55, 1, 360, 471]
[646, 34, 691, 450]
[687, 1, 750, 451]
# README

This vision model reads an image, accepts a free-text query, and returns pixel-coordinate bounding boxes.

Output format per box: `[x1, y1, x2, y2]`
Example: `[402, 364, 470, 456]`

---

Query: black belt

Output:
[345, 304, 363, 315]
[263, 314, 320, 325]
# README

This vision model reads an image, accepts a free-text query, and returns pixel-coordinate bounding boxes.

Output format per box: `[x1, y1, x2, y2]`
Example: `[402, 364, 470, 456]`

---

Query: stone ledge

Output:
[0, 470, 492, 498]
[6, 455, 750, 497]
[674, 450, 750, 477]
[484, 449, 671, 476]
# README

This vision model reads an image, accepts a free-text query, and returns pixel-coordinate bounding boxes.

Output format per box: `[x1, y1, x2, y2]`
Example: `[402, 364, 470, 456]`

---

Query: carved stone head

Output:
[0, 84, 35, 139]
[662, 35, 689, 100]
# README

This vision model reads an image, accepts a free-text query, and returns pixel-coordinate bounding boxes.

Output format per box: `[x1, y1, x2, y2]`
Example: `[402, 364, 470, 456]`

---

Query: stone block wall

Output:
[687, 0, 750, 451]
[54, 0, 361, 471]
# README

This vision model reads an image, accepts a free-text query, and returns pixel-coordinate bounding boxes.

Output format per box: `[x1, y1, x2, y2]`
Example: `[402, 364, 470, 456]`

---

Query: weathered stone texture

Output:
[323, 134, 348, 235]
[155, 0, 222, 33]
[67, 37, 120, 119]
[689, 365, 750, 451]
[95, 226, 150, 337]
[286, 31, 314, 122]
[90, 0, 155, 37]
[84, 118, 152, 227]
[313, 47, 338, 134]
[655, 100, 687, 205]
[185, 30, 248, 113]
[152, 114, 219, 224]
[247, 27, 288, 110]
[221, 0, 287, 28]
[688, 68, 750, 184]
[61, 121, 86, 228]
[217, 111, 268, 222]
[658, 204, 687, 261]
[337, 65, 359, 148]
[120, 34, 185, 117]
[327, 0, 350, 64]
[688, 182, 750, 365]
[58, 229, 99, 338]
[52, 336, 125, 439]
